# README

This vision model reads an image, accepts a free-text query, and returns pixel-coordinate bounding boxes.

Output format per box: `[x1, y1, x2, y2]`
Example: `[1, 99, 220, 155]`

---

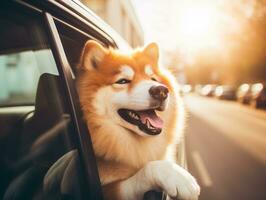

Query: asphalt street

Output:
[184, 95, 266, 200]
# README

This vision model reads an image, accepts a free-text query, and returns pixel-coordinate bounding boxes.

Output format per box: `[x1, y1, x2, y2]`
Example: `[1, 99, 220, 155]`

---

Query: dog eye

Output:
[151, 77, 158, 82]
[115, 79, 131, 84]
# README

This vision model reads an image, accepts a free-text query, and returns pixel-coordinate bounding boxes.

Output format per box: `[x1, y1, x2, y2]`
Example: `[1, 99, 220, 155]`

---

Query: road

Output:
[184, 95, 266, 200]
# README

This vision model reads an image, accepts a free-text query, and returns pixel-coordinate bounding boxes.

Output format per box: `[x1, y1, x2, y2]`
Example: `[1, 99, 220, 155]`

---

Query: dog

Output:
[75, 40, 200, 200]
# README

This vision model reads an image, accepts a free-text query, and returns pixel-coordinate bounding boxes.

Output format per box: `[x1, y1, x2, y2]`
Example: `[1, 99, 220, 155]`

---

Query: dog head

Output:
[77, 41, 177, 137]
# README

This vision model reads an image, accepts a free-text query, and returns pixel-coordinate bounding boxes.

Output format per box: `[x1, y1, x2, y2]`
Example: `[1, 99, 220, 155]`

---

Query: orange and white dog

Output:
[76, 41, 200, 200]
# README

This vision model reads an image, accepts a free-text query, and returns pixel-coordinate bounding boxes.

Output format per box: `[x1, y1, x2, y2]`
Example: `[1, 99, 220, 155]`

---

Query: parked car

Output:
[200, 84, 217, 97]
[237, 83, 252, 104]
[180, 84, 193, 95]
[250, 83, 266, 109]
[215, 85, 237, 100]
[0, 1, 185, 200]
[194, 84, 203, 95]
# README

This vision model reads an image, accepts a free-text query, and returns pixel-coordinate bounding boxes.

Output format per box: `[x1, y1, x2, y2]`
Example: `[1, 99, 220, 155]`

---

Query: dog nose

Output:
[149, 85, 169, 101]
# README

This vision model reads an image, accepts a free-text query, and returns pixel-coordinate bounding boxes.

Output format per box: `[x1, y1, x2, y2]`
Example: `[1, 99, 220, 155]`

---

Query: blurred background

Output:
[0, 1, 264, 199]
[75, 0, 266, 200]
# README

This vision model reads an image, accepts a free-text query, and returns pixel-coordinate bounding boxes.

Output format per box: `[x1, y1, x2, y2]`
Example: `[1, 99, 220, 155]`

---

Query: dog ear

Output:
[79, 40, 106, 70]
[143, 42, 159, 62]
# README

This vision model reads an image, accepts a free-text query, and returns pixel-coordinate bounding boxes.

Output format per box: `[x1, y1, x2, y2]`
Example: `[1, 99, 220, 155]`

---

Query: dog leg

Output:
[103, 160, 200, 200]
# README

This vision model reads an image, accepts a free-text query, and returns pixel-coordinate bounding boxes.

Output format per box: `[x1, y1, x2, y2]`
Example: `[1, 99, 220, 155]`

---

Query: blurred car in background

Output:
[200, 84, 217, 97]
[180, 84, 192, 95]
[194, 84, 203, 95]
[237, 83, 252, 104]
[250, 83, 266, 109]
[215, 85, 237, 100]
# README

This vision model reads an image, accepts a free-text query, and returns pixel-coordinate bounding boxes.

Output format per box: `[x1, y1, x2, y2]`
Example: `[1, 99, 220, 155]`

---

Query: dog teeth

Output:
[128, 111, 139, 120]
[146, 120, 151, 129]
[146, 120, 149, 128]
[146, 120, 156, 130]
[133, 113, 139, 120]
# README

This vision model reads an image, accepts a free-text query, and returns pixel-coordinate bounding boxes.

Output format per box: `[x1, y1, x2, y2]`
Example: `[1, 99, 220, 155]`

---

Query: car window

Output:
[0, 5, 58, 107]
[0, 4, 88, 200]
[0, 50, 58, 107]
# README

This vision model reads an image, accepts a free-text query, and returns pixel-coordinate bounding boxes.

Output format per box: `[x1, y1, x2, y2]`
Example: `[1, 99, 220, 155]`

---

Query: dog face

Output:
[78, 41, 175, 137]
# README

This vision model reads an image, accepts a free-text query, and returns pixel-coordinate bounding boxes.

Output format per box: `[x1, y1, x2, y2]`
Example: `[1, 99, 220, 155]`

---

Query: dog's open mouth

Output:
[118, 109, 163, 135]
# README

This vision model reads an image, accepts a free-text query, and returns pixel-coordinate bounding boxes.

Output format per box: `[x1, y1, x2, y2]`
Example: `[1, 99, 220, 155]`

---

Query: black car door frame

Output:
[43, 12, 104, 200]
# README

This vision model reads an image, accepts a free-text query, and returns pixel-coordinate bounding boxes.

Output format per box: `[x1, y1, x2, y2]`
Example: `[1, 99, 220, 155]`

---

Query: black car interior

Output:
[0, 5, 85, 199]
[0, 73, 79, 199]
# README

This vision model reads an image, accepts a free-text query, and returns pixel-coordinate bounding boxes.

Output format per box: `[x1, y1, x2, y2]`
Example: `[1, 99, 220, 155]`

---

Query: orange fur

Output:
[77, 41, 184, 199]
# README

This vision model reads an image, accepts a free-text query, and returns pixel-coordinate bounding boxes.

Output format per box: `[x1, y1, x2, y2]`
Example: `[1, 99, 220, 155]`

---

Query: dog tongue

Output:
[136, 110, 163, 129]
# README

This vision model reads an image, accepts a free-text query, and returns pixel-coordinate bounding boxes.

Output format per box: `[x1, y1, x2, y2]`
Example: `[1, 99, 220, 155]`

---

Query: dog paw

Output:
[146, 161, 200, 200]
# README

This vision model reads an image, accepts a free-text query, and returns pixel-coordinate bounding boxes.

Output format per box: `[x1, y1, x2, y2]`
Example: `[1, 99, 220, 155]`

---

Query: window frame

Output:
[43, 12, 104, 200]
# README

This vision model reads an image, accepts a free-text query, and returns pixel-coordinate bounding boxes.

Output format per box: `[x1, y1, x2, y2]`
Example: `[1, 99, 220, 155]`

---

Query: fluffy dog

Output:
[76, 40, 200, 200]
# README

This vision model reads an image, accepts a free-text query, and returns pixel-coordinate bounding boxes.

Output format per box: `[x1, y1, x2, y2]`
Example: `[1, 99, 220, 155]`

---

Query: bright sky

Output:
[132, 0, 179, 51]
[132, 0, 266, 66]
